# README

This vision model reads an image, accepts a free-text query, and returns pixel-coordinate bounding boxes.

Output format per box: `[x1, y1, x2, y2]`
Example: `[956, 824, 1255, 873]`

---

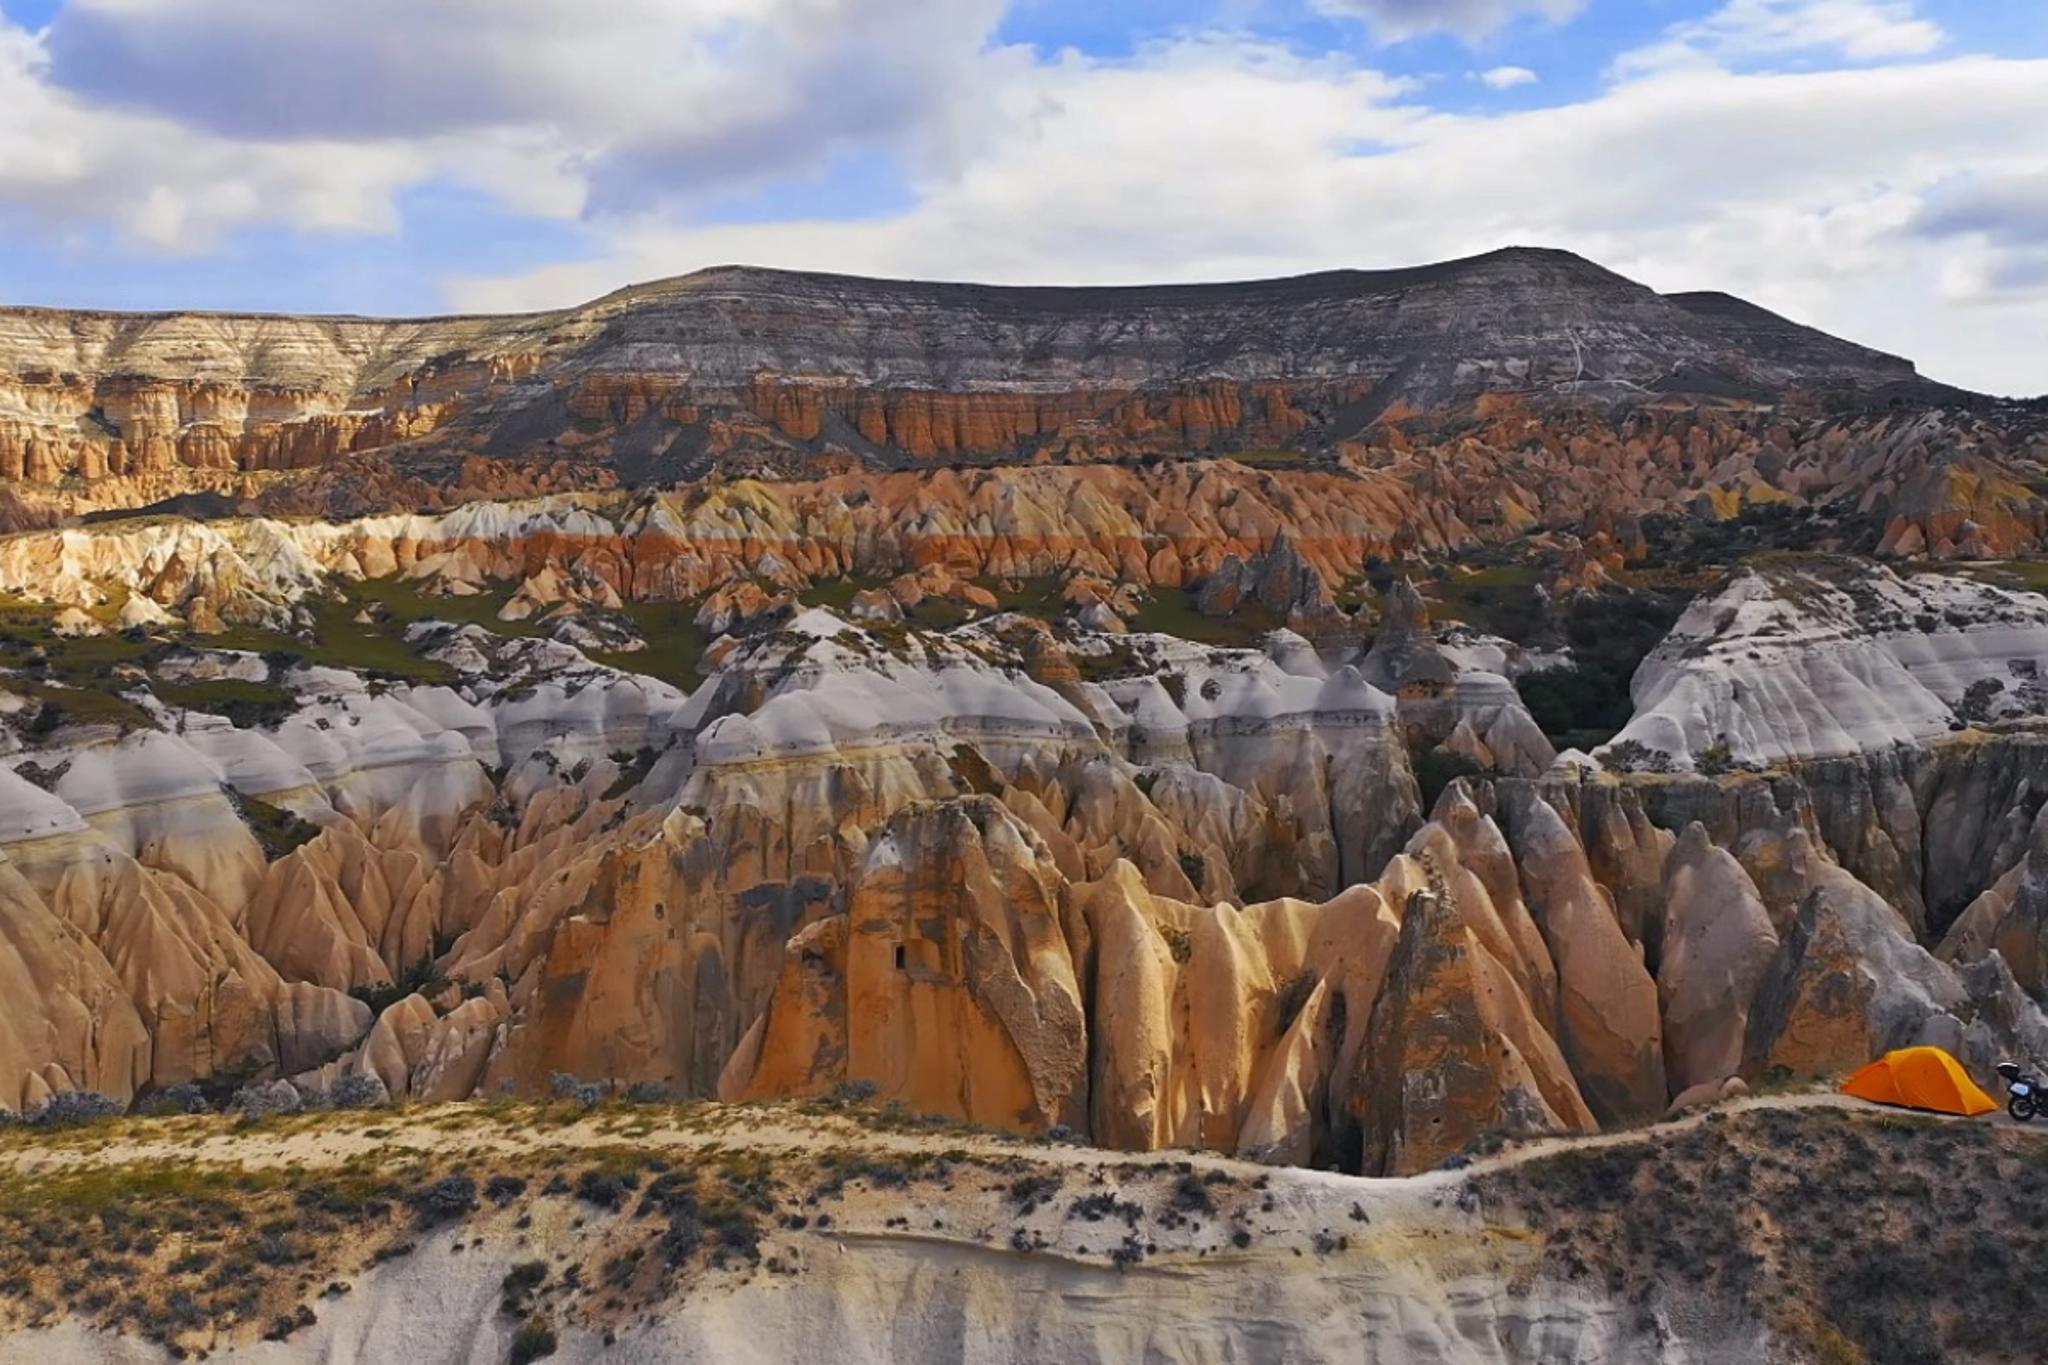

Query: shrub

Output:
[509, 1313, 558, 1365]
[232, 792, 322, 861]
[262, 1305, 316, 1341]
[253, 1231, 300, 1266]
[1415, 748, 1485, 811]
[137, 1082, 209, 1117]
[232, 1081, 303, 1122]
[326, 1073, 389, 1110]
[822, 1079, 879, 1107]
[1008, 1173, 1061, 1214]
[706, 1204, 763, 1267]
[1168, 1173, 1215, 1217]
[1070, 1192, 1143, 1227]
[1274, 971, 1316, 1037]
[574, 1169, 632, 1210]
[350, 956, 449, 1018]
[20, 1091, 125, 1128]
[1600, 739, 1675, 774]
[658, 1204, 705, 1266]
[548, 1073, 607, 1108]
[1957, 677, 2006, 725]
[410, 1173, 478, 1225]
[500, 1261, 548, 1318]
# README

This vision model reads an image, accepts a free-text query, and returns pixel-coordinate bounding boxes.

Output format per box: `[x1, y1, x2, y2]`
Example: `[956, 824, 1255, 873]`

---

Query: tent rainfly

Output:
[1839, 1047, 1997, 1117]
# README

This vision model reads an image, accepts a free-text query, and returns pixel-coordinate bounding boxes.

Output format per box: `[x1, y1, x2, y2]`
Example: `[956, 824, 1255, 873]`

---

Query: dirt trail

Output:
[4, 1088, 2037, 1197]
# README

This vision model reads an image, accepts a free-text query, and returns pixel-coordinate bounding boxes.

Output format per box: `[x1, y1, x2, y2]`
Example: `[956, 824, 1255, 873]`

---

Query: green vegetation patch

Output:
[1126, 590, 1276, 650]
[208, 589, 455, 686]
[151, 678, 297, 729]
[1931, 559, 2048, 597]
[987, 578, 1067, 619]
[587, 602, 709, 689]
[349, 577, 542, 638]
[1515, 588, 1688, 750]
[1421, 564, 1543, 642]
[0, 593, 160, 733]
[1630, 502, 1884, 576]
[230, 792, 323, 862]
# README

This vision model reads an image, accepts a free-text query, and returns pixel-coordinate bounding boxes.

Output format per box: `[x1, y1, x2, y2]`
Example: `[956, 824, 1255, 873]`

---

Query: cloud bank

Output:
[0, 0, 2041, 395]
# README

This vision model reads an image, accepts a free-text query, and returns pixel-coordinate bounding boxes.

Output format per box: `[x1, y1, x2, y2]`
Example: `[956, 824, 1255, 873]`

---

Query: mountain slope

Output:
[0, 247, 1948, 498]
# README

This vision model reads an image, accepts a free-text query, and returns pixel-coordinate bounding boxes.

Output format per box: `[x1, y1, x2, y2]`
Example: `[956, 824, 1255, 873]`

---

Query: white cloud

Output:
[0, 26, 428, 249]
[0, 0, 2043, 396]
[14, 0, 1017, 233]
[1479, 66, 1539, 89]
[1614, 0, 1943, 79]
[1313, 0, 1584, 43]
[1912, 172, 2048, 304]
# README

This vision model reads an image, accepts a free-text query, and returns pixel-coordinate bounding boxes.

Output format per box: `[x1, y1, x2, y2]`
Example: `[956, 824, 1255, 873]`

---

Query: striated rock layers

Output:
[0, 248, 1933, 490]
[1611, 556, 2048, 771]
[11, 249, 2043, 572]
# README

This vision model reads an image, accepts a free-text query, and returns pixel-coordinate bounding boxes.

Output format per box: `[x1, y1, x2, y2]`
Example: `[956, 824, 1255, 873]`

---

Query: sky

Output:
[0, 0, 2044, 394]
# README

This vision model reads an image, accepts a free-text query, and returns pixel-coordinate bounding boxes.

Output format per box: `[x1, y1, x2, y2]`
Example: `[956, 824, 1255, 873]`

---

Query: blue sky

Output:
[0, 0, 2044, 392]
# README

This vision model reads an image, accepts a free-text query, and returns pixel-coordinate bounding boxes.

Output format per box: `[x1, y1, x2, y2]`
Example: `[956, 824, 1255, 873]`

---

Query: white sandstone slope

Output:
[1606, 558, 2048, 769]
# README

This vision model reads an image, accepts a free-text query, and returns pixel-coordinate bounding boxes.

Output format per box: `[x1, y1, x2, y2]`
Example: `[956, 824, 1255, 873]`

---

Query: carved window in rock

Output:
[894, 915, 953, 977]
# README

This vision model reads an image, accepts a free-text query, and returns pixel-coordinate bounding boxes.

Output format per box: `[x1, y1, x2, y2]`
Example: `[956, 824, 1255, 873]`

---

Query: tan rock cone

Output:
[1940, 805, 2048, 997]
[1512, 799, 1665, 1124]
[735, 798, 1087, 1132]
[0, 863, 152, 1110]
[1359, 883, 1596, 1177]
[840, 799, 1087, 1130]
[466, 808, 834, 1097]
[1406, 791, 1560, 1028]
[1657, 823, 1780, 1094]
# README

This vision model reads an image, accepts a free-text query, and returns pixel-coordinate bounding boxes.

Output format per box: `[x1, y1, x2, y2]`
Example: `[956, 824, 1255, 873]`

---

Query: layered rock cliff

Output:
[0, 248, 1975, 504]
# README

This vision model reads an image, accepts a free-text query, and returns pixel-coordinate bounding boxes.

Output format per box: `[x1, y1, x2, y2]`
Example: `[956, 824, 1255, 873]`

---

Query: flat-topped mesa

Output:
[0, 247, 1942, 494]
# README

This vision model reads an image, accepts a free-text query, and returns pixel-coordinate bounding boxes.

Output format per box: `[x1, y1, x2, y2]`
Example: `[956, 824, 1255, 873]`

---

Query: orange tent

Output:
[1839, 1046, 1997, 1117]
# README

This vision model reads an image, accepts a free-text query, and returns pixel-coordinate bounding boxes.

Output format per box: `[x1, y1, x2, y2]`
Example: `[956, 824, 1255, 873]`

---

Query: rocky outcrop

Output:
[1361, 579, 1455, 698]
[1942, 802, 2048, 997]
[1192, 533, 1349, 636]
[1656, 824, 1781, 1094]
[1509, 798, 1665, 1124]
[1359, 879, 1594, 1176]
[0, 862, 151, 1111]
[1608, 558, 2048, 771]
[737, 798, 1087, 1131]
[1743, 824, 2048, 1079]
